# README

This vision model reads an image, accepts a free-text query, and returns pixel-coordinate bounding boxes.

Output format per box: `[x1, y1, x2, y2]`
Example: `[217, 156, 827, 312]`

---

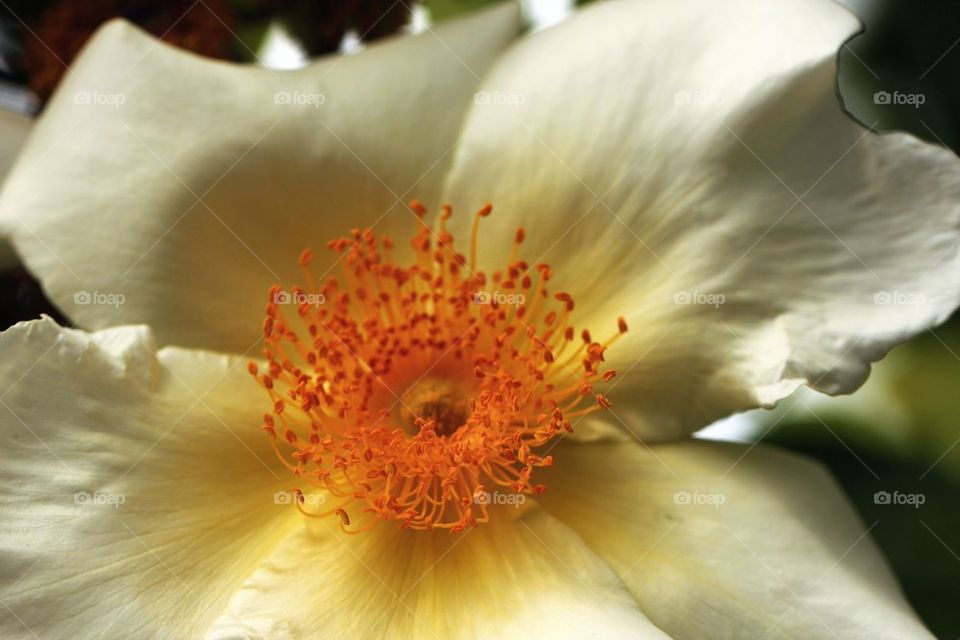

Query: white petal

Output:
[0, 318, 294, 638]
[535, 439, 933, 639]
[206, 506, 671, 640]
[0, 4, 520, 353]
[442, 0, 960, 439]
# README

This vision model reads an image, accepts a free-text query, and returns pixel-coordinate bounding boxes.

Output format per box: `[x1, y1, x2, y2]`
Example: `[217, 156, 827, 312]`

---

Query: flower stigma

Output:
[249, 201, 626, 534]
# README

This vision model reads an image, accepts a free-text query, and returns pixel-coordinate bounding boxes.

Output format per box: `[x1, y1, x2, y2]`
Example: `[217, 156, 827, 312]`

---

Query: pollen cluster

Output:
[249, 201, 624, 533]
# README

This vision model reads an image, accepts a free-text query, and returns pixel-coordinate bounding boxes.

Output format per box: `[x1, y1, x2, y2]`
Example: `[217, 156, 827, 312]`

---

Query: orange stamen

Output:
[250, 201, 623, 533]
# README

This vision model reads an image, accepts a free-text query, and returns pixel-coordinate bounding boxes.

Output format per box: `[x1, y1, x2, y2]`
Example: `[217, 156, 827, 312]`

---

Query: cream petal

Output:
[0, 4, 520, 354]
[442, 0, 960, 439]
[0, 317, 295, 638]
[206, 505, 671, 640]
[534, 439, 933, 639]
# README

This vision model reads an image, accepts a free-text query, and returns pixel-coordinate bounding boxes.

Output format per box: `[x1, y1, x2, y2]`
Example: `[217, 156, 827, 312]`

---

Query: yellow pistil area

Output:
[249, 200, 626, 534]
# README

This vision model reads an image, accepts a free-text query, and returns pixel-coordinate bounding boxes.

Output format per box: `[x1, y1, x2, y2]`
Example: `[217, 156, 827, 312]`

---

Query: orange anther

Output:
[255, 200, 620, 534]
[409, 199, 427, 217]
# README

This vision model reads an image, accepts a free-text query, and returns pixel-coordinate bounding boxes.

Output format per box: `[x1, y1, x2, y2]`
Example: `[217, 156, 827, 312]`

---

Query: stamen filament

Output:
[251, 200, 623, 533]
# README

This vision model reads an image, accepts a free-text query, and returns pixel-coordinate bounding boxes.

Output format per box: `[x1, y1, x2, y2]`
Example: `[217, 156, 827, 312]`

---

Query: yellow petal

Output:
[0, 318, 295, 638]
[206, 506, 670, 640]
[535, 439, 933, 639]
[0, 4, 520, 353]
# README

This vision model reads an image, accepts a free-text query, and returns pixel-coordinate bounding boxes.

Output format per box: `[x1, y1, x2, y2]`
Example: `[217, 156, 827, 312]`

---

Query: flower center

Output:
[398, 377, 470, 437]
[249, 200, 625, 534]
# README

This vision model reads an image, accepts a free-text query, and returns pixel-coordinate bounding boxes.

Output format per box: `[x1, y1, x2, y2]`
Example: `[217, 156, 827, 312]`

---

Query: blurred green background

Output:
[0, 0, 958, 637]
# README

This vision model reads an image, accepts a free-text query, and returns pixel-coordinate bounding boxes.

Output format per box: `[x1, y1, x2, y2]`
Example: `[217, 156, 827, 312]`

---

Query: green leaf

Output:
[232, 20, 272, 62]
[424, 0, 502, 22]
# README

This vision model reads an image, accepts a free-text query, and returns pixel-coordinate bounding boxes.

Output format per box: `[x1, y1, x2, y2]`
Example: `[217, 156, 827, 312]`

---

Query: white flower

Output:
[0, 1, 956, 638]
